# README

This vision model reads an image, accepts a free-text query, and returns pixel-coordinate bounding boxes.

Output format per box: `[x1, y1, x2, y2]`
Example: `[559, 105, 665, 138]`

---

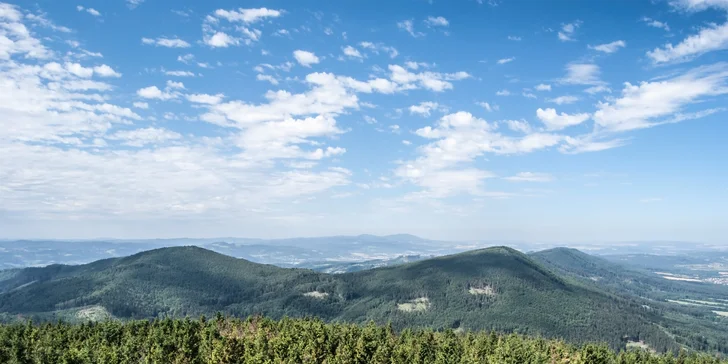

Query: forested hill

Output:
[2, 317, 726, 364]
[0, 246, 693, 352]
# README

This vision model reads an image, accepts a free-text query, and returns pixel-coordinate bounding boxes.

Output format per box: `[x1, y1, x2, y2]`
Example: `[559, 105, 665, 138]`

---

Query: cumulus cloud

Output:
[213, 8, 282, 23]
[203, 32, 240, 48]
[136, 86, 178, 100]
[549, 95, 579, 105]
[409, 102, 445, 116]
[504, 119, 531, 133]
[186, 93, 225, 105]
[647, 22, 728, 64]
[141, 37, 191, 48]
[398, 20, 424, 37]
[424, 16, 449, 27]
[642, 17, 670, 31]
[0, 3, 361, 234]
[558, 21, 582, 41]
[293, 50, 320, 67]
[202, 8, 279, 47]
[397, 112, 563, 198]
[342, 45, 363, 59]
[593, 63, 728, 131]
[108, 127, 182, 147]
[477, 102, 498, 112]
[256, 74, 279, 85]
[589, 40, 626, 53]
[536, 108, 590, 130]
[561, 63, 604, 85]
[497, 57, 515, 64]
[535, 84, 552, 91]
[165, 70, 196, 77]
[359, 41, 398, 58]
[76, 6, 101, 17]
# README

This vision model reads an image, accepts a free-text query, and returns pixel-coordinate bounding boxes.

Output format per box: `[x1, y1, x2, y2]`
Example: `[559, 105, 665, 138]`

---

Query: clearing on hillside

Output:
[397, 297, 430, 312]
[303, 291, 329, 299]
[468, 285, 496, 296]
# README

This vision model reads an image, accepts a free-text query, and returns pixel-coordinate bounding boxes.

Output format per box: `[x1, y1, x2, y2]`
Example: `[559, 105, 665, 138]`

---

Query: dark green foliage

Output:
[0, 317, 725, 364]
[0, 246, 721, 354]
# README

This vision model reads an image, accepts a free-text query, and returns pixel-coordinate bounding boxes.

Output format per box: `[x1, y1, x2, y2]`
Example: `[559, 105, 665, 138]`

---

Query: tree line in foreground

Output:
[0, 315, 725, 364]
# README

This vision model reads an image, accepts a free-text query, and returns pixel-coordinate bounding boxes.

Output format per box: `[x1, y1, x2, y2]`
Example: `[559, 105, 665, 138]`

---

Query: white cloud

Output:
[424, 16, 449, 27]
[132, 102, 149, 109]
[642, 17, 670, 31]
[507, 35, 522, 41]
[504, 119, 531, 133]
[108, 127, 182, 147]
[293, 50, 320, 67]
[213, 8, 282, 23]
[0, 2, 358, 231]
[535, 84, 551, 91]
[256, 74, 279, 85]
[647, 22, 728, 64]
[536, 108, 590, 130]
[559, 135, 627, 154]
[398, 112, 563, 198]
[141, 37, 191, 48]
[342, 45, 363, 59]
[549, 95, 579, 105]
[177, 54, 195, 64]
[93, 64, 121, 77]
[398, 20, 424, 37]
[127, 0, 144, 8]
[76, 6, 101, 17]
[477, 102, 498, 112]
[390, 124, 400, 134]
[388, 64, 470, 92]
[561, 63, 603, 85]
[165, 70, 196, 77]
[522, 92, 537, 99]
[202, 9, 275, 47]
[359, 41, 398, 58]
[204, 32, 240, 48]
[186, 93, 225, 105]
[669, 0, 728, 11]
[558, 21, 581, 41]
[136, 86, 178, 100]
[593, 63, 728, 132]
[589, 40, 626, 53]
[166, 80, 185, 89]
[496, 89, 511, 96]
[409, 101, 443, 116]
[584, 85, 612, 94]
[504, 172, 554, 182]
[402, 140, 412, 145]
[497, 57, 515, 64]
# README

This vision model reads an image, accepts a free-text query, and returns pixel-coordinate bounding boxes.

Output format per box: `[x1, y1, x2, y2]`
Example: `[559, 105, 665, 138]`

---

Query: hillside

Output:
[531, 248, 728, 354]
[0, 246, 695, 352]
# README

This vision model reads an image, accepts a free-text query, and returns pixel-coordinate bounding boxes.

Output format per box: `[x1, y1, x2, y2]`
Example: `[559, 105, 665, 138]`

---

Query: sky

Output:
[1, 0, 727, 243]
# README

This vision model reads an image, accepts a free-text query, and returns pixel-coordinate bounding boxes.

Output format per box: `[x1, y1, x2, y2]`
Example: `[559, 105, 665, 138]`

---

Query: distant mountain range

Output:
[2, 235, 726, 271]
[0, 234, 468, 269]
[1, 245, 727, 354]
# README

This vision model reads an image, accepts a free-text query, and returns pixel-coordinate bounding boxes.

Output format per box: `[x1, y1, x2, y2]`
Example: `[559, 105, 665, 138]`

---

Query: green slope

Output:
[0, 246, 687, 352]
[530, 248, 728, 354]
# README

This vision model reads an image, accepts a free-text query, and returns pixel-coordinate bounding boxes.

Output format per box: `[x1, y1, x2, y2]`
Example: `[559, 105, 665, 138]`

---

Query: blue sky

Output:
[1, 0, 727, 243]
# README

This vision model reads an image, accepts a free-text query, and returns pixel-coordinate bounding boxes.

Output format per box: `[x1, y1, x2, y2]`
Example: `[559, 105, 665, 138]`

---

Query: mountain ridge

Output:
[0, 245, 691, 352]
